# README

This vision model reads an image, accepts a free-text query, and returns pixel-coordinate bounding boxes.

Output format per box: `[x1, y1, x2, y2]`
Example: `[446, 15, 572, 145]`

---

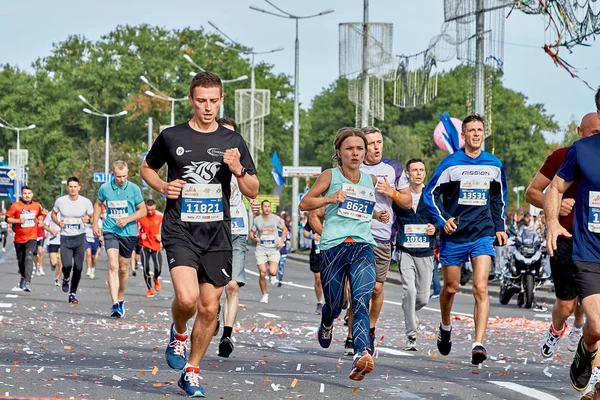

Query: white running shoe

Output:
[39, 268, 45, 276]
[539, 323, 564, 358]
[581, 367, 600, 400]
[260, 294, 269, 304]
[90, 269, 95, 280]
[36, 267, 41, 277]
[568, 325, 584, 352]
[270, 276, 278, 286]
[86, 269, 91, 276]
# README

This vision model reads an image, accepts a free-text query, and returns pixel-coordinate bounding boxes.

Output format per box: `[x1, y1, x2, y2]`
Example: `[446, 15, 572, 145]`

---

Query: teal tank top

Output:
[320, 168, 377, 251]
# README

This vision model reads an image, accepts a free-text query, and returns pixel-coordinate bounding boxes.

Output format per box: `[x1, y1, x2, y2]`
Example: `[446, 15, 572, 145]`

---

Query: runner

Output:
[424, 114, 508, 365]
[52, 177, 94, 304]
[92, 161, 145, 318]
[545, 115, 600, 394]
[304, 208, 324, 314]
[33, 211, 46, 276]
[215, 116, 260, 358]
[0, 209, 8, 252]
[355, 126, 411, 354]
[249, 200, 287, 303]
[526, 112, 600, 358]
[141, 71, 258, 397]
[277, 222, 291, 286]
[137, 199, 163, 298]
[299, 127, 390, 381]
[395, 158, 439, 351]
[85, 217, 102, 279]
[6, 186, 43, 292]
[43, 210, 62, 286]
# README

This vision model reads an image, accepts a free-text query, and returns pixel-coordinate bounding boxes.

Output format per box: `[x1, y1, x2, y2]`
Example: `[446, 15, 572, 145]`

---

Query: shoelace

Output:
[169, 339, 186, 356]
[322, 327, 332, 339]
[185, 370, 200, 387]
[544, 330, 561, 346]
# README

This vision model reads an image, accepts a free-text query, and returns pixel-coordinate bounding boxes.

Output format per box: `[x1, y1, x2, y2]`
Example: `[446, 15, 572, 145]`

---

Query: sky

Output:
[1, 0, 598, 141]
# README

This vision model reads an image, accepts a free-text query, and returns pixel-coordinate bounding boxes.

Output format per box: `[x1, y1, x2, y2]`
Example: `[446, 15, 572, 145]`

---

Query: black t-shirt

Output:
[303, 220, 318, 256]
[145, 122, 256, 252]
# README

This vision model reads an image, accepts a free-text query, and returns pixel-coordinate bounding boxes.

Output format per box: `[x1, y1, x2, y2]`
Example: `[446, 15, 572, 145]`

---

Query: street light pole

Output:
[250, 1, 334, 250]
[0, 120, 36, 196]
[513, 186, 525, 210]
[79, 95, 127, 180]
[141, 76, 186, 127]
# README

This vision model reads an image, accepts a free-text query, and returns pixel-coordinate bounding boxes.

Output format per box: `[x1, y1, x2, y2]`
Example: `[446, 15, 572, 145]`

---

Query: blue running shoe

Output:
[178, 366, 205, 397]
[118, 300, 125, 317]
[19, 277, 25, 290]
[110, 303, 123, 318]
[318, 321, 333, 348]
[62, 278, 70, 293]
[166, 323, 188, 370]
[23, 282, 31, 292]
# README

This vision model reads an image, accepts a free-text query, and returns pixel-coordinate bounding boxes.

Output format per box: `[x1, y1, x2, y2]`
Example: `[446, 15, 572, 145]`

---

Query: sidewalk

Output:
[286, 252, 557, 305]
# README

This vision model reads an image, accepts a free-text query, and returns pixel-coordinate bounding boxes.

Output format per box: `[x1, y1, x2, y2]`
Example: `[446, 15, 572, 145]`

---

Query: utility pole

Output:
[361, 0, 370, 127]
[474, 0, 485, 149]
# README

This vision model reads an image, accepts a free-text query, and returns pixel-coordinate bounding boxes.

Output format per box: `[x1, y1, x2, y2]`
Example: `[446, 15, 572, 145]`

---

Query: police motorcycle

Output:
[498, 226, 548, 308]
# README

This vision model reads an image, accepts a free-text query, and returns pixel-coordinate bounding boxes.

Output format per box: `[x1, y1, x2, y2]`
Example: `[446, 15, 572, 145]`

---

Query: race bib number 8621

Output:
[337, 183, 375, 222]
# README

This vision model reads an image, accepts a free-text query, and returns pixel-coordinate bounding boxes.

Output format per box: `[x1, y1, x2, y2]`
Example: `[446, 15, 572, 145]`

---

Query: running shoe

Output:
[86, 269, 91, 277]
[405, 335, 418, 351]
[571, 338, 598, 392]
[154, 278, 161, 292]
[539, 322, 565, 358]
[318, 321, 333, 348]
[68, 294, 78, 304]
[166, 323, 188, 370]
[344, 337, 354, 356]
[314, 302, 323, 315]
[23, 282, 31, 292]
[19, 277, 25, 290]
[89, 269, 95, 279]
[54, 279, 59, 287]
[471, 345, 487, 365]
[110, 304, 123, 318]
[2, 247, 5, 252]
[61, 278, 70, 293]
[118, 300, 125, 317]
[430, 293, 440, 299]
[178, 366, 205, 397]
[569, 325, 584, 353]
[144, 288, 155, 298]
[132, 269, 136, 277]
[213, 303, 221, 337]
[270, 275, 278, 286]
[437, 324, 452, 356]
[349, 350, 374, 381]
[260, 294, 269, 304]
[39, 268, 45, 276]
[218, 337, 234, 358]
[581, 367, 600, 400]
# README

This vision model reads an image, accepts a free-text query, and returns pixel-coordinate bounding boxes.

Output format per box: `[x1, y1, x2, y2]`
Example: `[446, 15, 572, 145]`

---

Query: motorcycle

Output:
[498, 227, 549, 308]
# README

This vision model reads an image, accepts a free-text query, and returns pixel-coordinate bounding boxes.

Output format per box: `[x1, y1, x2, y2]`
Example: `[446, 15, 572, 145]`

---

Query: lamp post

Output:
[140, 75, 187, 126]
[60, 180, 68, 196]
[0, 120, 36, 195]
[78, 95, 127, 179]
[250, 1, 334, 250]
[184, 51, 250, 119]
[513, 186, 525, 210]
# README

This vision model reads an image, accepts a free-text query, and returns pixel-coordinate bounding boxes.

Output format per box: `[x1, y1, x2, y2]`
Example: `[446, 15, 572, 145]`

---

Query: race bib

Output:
[0, 221, 8, 229]
[588, 191, 600, 233]
[107, 200, 129, 220]
[231, 206, 247, 235]
[21, 210, 36, 228]
[181, 184, 223, 222]
[458, 178, 490, 206]
[403, 224, 430, 248]
[260, 233, 276, 247]
[337, 183, 375, 222]
[63, 218, 83, 234]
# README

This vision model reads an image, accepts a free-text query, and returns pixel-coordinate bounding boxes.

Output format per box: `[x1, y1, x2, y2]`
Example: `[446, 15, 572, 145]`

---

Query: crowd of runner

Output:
[3, 71, 600, 399]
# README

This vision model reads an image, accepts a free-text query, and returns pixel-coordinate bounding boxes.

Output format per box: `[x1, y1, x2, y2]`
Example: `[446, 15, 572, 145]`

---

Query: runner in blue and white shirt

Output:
[424, 114, 507, 366]
[355, 126, 412, 354]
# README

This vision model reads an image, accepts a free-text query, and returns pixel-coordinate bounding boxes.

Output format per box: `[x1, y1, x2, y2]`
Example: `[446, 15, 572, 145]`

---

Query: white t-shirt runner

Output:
[44, 212, 61, 245]
[360, 158, 409, 242]
[52, 195, 94, 237]
[230, 177, 249, 235]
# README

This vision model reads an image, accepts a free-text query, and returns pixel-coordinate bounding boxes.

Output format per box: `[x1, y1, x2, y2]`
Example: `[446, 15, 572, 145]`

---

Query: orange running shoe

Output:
[144, 288, 155, 298]
[154, 278, 161, 292]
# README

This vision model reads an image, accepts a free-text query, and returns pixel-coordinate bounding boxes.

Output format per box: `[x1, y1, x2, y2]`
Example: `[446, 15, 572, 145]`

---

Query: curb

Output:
[287, 253, 557, 306]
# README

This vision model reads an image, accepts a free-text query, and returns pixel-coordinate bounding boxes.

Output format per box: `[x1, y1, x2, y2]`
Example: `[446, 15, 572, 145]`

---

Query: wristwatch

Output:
[234, 167, 247, 179]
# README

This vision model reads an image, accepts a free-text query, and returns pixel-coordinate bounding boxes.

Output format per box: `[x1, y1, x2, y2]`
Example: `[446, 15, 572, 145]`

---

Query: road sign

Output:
[0, 167, 16, 202]
[93, 173, 109, 183]
[282, 166, 322, 178]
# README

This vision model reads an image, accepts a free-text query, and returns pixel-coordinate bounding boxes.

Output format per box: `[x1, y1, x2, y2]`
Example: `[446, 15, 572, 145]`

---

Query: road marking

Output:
[257, 312, 280, 319]
[376, 347, 415, 357]
[245, 269, 315, 290]
[0, 303, 13, 308]
[534, 313, 552, 318]
[489, 381, 560, 399]
[5, 294, 18, 298]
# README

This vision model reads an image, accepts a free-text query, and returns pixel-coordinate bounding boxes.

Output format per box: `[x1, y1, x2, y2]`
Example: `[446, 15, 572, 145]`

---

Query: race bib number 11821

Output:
[181, 184, 223, 222]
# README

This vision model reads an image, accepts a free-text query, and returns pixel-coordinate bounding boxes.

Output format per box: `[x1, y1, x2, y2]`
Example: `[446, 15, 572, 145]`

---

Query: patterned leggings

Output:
[320, 242, 376, 354]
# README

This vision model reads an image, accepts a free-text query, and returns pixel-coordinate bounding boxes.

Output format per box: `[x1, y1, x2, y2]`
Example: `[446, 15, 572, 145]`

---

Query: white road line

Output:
[534, 313, 552, 318]
[245, 269, 315, 290]
[489, 381, 560, 400]
[5, 294, 18, 298]
[257, 312, 280, 319]
[376, 346, 415, 357]
[0, 303, 13, 308]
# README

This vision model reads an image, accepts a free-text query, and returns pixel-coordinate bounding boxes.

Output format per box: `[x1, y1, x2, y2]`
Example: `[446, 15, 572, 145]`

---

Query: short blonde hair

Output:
[112, 160, 128, 172]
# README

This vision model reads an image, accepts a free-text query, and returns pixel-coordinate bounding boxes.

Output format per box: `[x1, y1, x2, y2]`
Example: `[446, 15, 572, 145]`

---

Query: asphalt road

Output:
[0, 242, 584, 400]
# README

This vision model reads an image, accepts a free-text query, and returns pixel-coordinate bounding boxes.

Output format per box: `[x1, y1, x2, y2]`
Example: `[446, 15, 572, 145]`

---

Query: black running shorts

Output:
[166, 242, 232, 287]
[573, 260, 600, 301]
[549, 237, 578, 301]
[309, 254, 320, 273]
